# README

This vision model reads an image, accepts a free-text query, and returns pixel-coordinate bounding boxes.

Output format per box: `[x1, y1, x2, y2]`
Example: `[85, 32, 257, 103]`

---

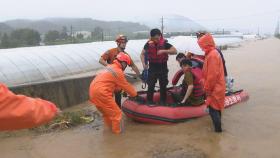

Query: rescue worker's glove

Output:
[176, 102, 184, 106]
[135, 95, 145, 104]
[128, 95, 145, 104]
[122, 92, 128, 97]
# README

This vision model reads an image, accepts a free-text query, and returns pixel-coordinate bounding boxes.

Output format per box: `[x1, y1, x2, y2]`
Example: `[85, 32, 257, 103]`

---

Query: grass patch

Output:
[30, 109, 99, 133]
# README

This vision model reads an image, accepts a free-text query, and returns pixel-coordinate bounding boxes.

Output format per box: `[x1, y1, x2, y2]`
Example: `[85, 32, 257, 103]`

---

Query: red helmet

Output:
[116, 52, 131, 65]
[115, 35, 128, 43]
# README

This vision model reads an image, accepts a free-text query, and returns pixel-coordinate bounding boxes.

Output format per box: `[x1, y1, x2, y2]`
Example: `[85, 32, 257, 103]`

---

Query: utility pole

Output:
[161, 16, 164, 34]
[70, 25, 73, 43]
[275, 18, 279, 36]
[101, 30, 104, 41]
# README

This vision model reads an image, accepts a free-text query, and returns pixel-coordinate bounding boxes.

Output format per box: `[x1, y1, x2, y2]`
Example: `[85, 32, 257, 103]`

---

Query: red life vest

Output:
[190, 67, 204, 97]
[172, 69, 184, 86]
[172, 68, 204, 97]
[146, 38, 168, 63]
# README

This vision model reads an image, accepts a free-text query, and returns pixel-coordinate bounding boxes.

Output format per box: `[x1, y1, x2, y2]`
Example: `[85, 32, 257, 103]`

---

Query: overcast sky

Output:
[1, 0, 280, 34]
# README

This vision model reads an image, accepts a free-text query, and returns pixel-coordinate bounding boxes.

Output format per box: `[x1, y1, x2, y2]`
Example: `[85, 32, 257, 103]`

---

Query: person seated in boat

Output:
[175, 53, 186, 64]
[176, 52, 203, 69]
[172, 53, 204, 86]
[172, 59, 205, 106]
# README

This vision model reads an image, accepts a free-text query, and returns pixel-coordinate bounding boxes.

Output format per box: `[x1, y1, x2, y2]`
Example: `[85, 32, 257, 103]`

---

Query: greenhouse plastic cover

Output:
[0, 36, 243, 87]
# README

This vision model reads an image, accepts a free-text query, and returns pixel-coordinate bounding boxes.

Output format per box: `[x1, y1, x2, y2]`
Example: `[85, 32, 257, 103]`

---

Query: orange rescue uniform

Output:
[89, 60, 137, 134]
[101, 48, 135, 66]
[0, 83, 58, 130]
[198, 34, 226, 111]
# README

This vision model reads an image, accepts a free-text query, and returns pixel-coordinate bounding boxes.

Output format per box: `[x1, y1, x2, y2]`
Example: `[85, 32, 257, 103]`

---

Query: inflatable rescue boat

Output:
[122, 69, 249, 124]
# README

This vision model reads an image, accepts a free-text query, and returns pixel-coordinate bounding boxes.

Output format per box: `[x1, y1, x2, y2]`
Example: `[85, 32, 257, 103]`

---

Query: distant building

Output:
[40, 34, 45, 45]
[74, 31, 92, 39]
[213, 30, 231, 35]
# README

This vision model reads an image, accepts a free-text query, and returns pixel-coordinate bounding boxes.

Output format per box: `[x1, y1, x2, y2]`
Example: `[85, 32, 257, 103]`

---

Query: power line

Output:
[161, 16, 164, 34]
[162, 9, 280, 22]
[193, 9, 280, 22]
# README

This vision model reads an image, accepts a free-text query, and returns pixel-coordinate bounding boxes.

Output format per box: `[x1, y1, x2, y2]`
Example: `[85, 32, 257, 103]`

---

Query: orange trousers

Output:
[91, 97, 122, 134]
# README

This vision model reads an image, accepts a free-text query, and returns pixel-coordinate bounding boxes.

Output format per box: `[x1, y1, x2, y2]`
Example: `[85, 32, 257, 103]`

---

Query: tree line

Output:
[0, 26, 151, 49]
[0, 26, 202, 49]
[0, 29, 40, 49]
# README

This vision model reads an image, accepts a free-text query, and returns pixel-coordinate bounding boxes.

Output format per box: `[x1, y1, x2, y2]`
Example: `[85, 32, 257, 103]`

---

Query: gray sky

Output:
[1, 0, 280, 34]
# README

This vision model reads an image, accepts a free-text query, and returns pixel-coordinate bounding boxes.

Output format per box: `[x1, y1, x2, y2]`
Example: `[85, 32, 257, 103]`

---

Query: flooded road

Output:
[1, 38, 280, 158]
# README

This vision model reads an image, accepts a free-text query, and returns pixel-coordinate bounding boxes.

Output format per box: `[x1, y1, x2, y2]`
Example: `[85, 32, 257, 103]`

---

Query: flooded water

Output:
[1, 38, 280, 158]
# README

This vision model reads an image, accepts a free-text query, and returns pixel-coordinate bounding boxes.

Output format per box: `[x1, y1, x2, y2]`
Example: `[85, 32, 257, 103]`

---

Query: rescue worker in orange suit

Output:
[0, 83, 59, 130]
[197, 33, 226, 133]
[90, 52, 137, 134]
[140, 28, 177, 105]
[99, 35, 140, 108]
[196, 31, 228, 77]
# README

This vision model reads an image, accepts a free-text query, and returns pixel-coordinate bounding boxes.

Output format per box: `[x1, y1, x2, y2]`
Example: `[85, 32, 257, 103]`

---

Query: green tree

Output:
[60, 26, 68, 40]
[45, 30, 60, 43]
[92, 27, 103, 41]
[0, 33, 10, 48]
[9, 28, 41, 47]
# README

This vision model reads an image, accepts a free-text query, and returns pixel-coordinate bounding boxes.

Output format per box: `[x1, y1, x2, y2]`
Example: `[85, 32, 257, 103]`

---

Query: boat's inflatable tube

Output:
[122, 87, 249, 124]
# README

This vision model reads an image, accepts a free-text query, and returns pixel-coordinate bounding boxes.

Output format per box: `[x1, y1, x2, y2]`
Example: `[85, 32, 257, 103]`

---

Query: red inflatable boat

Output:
[122, 87, 249, 124]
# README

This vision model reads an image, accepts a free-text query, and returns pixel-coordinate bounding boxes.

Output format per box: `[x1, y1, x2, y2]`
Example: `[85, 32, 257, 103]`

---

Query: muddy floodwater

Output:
[1, 38, 280, 158]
